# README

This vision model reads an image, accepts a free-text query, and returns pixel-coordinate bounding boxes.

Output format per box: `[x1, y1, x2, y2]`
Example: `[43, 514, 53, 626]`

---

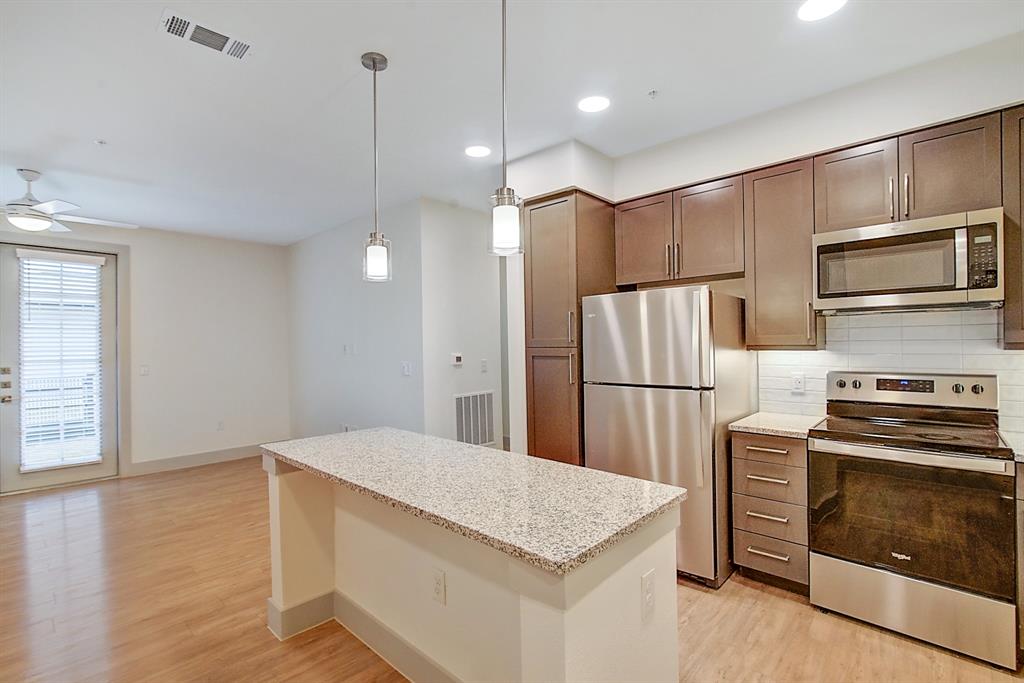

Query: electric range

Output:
[806, 371, 1018, 669]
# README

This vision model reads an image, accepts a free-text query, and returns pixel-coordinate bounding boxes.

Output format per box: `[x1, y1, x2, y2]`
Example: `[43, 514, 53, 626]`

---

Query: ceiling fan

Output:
[1, 169, 138, 233]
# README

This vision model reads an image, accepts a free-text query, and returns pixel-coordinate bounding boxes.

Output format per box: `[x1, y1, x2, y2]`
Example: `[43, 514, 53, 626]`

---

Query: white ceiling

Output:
[1, 1, 1022, 245]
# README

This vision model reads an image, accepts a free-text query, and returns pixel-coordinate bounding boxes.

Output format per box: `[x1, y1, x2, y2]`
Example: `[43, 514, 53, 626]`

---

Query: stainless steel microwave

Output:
[812, 207, 1004, 314]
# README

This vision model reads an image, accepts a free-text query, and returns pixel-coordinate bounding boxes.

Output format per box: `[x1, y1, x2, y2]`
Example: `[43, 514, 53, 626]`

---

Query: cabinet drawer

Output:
[733, 494, 807, 545]
[732, 432, 807, 468]
[732, 459, 807, 505]
[734, 530, 808, 584]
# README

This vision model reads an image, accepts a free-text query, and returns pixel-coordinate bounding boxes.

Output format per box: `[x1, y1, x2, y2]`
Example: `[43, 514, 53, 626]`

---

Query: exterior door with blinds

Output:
[0, 245, 117, 493]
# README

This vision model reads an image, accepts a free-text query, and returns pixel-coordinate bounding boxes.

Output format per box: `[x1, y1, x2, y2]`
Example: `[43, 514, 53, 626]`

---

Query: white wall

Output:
[419, 199, 503, 442]
[614, 33, 1024, 201]
[759, 310, 1024, 453]
[288, 200, 425, 438]
[7, 224, 292, 464]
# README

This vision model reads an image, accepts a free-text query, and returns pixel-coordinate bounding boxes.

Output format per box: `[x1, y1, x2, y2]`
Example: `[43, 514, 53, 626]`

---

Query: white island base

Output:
[263, 451, 681, 683]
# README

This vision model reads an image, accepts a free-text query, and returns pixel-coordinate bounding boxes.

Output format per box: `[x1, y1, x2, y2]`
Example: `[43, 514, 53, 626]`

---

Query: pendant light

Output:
[489, 0, 523, 256]
[362, 51, 392, 282]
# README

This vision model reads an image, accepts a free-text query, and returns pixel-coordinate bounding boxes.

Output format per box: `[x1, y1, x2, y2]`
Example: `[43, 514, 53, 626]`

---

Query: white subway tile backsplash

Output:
[756, 309, 1022, 454]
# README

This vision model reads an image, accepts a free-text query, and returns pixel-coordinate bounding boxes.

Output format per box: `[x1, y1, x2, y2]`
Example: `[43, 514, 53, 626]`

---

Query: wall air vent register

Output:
[158, 9, 251, 60]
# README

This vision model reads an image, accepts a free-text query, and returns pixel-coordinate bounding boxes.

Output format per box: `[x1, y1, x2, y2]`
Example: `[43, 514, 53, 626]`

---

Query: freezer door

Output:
[584, 383, 716, 579]
[582, 287, 707, 388]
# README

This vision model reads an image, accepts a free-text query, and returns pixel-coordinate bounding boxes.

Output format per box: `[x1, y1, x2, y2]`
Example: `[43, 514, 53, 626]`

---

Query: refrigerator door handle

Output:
[691, 289, 701, 389]
[697, 392, 713, 489]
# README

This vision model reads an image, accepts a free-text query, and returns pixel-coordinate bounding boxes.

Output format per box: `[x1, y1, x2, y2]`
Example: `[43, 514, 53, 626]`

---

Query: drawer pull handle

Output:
[746, 511, 790, 524]
[746, 445, 789, 455]
[747, 546, 790, 563]
[746, 474, 789, 485]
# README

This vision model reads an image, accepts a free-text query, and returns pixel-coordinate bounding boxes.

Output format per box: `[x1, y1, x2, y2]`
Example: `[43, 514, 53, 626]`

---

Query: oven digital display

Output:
[876, 378, 935, 393]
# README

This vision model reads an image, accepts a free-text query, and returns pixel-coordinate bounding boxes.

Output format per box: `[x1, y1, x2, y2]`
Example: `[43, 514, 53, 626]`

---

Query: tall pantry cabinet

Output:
[524, 190, 616, 465]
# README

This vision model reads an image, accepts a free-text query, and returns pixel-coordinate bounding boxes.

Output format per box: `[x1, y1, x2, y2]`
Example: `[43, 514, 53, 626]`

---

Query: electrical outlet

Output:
[216, 420, 224, 432]
[791, 372, 806, 393]
[432, 567, 446, 606]
[401, 361, 413, 376]
[140, 364, 150, 376]
[480, 358, 488, 373]
[641, 568, 655, 622]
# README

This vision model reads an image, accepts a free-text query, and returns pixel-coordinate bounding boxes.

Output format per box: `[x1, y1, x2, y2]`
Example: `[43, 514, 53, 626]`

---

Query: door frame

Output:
[0, 232, 132, 493]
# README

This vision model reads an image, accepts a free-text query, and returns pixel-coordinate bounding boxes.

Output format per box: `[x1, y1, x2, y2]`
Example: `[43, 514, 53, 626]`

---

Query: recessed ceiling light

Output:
[797, 0, 847, 21]
[465, 145, 491, 158]
[577, 96, 610, 113]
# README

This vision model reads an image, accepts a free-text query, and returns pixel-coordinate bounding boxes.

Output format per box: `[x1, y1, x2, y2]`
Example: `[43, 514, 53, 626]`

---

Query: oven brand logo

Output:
[890, 551, 912, 561]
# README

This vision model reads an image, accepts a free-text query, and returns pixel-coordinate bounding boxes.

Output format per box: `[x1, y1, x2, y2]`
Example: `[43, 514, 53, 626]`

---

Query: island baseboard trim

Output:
[333, 590, 460, 683]
[266, 593, 335, 640]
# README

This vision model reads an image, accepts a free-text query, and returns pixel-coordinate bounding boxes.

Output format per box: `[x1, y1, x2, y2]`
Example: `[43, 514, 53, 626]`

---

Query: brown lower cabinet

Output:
[1004, 106, 1024, 349]
[743, 159, 820, 348]
[526, 348, 580, 465]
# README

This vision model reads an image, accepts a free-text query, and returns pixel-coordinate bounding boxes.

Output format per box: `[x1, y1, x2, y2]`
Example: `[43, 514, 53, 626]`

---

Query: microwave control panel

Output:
[968, 223, 998, 290]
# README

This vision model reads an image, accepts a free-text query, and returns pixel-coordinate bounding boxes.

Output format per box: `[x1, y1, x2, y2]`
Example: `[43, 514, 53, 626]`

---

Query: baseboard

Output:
[333, 590, 460, 683]
[122, 444, 260, 477]
[266, 593, 335, 640]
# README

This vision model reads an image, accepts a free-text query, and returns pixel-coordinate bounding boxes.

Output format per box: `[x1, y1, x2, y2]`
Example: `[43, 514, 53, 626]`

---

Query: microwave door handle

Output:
[955, 228, 968, 289]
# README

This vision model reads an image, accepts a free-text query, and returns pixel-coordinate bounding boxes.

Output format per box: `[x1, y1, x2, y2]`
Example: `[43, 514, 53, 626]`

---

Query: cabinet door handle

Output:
[746, 445, 789, 455]
[567, 310, 575, 344]
[888, 176, 894, 219]
[746, 511, 790, 524]
[666, 244, 672, 277]
[747, 546, 791, 563]
[568, 352, 575, 385]
[903, 172, 910, 218]
[746, 474, 789, 486]
[674, 243, 681, 277]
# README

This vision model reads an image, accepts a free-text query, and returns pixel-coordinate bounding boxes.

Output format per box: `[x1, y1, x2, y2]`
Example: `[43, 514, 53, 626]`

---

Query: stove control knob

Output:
[972, 384, 985, 395]
[851, 380, 862, 389]
[952, 383, 965, 394]
[835, 379, 846, 388]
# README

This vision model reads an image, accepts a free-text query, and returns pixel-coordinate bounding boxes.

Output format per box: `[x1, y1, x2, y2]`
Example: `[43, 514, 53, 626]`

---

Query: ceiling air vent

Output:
[158, 9, 252, 61]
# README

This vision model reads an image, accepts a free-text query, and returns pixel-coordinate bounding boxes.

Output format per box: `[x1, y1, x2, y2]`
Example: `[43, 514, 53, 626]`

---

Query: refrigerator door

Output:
[584, 383, 716, 579]
[583, 287, 710, 388]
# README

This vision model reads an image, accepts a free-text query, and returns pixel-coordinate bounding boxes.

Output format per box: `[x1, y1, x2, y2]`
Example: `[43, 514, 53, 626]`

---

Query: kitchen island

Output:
[261, 428, 685, 683]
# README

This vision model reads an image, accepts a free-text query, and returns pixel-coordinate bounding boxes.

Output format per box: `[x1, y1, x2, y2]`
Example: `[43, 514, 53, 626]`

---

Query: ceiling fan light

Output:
[8, 214, 52, 232]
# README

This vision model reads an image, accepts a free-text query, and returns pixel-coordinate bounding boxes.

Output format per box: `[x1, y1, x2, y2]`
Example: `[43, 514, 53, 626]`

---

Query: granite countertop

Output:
[261, 428, 686, 576]
[729, 412, 824, 439]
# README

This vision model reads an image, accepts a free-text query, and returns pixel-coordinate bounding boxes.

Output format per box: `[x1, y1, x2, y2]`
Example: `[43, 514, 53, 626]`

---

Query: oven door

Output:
[808, 438, 1015, 602]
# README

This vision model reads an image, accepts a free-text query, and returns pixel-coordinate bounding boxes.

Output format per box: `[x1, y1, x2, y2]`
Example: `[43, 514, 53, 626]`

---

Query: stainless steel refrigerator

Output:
[582, 285, 754, 586]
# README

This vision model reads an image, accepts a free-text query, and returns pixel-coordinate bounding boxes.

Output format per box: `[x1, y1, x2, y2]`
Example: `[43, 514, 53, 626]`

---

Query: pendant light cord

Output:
[501, 0, 508, 188]
[372, 65, 380, 237]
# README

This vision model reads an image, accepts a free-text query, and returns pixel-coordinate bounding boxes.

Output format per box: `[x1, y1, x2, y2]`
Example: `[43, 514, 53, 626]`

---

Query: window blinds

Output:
[17, 253, 105, 471]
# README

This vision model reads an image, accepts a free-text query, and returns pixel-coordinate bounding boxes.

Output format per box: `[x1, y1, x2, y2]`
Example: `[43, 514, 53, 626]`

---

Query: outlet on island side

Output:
[791, 372, 806, 394]
[641, 568, 655, 622]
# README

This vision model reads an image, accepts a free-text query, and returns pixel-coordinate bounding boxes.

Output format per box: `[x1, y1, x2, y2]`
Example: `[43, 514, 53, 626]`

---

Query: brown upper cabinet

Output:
[524, 190, 615, 348]
[615, 179, 744, 285]
[673, 176, 745, 279]
[614, 192, 673, 285]
[813, 113, 1002, 233]
[899, 113, 1002, 220]
[744, 159, 819, 348]
[1003, 106, 1024, 349]
[814, 139, 898, 232]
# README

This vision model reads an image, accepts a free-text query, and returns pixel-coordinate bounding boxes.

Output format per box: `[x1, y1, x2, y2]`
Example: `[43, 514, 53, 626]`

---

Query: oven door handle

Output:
[808, 438, 1013, 476]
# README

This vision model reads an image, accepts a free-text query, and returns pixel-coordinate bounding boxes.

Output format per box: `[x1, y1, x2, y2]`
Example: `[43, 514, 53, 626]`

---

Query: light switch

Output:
[140, 365, 150, 376]
[401, 361, 412, 376]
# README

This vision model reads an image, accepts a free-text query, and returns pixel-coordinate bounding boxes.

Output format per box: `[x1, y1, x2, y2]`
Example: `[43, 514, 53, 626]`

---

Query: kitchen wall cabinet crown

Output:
[524, 189, 615, 464]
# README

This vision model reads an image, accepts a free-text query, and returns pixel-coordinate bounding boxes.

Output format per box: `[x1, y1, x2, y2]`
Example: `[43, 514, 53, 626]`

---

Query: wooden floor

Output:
[1, 457, 1022, 683]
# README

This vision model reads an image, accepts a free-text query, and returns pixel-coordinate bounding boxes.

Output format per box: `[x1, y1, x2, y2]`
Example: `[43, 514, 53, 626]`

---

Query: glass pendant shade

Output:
[363, 233, 392, 282]
[8, 214, 52, 232]
[490, 202, 522, 256]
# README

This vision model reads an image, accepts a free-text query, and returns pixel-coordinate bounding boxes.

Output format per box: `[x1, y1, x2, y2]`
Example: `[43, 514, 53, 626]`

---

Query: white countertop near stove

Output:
[729, 412, 824, 439]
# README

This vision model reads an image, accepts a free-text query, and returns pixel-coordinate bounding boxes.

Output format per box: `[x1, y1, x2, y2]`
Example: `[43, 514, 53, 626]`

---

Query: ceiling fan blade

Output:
[48, 221, 72, 233]
[33, 199, 80, 215]
[53, 214, 138, 229]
